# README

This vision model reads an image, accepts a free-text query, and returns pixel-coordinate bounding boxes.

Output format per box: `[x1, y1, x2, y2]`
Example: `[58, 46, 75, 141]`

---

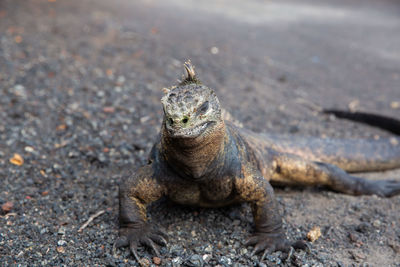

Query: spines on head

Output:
[178, 60, 202, 86]
[161, 60, 222, 138]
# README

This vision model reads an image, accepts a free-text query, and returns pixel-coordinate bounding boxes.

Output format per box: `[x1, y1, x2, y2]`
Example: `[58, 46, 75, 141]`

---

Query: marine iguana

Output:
[114, 61, 400, 261]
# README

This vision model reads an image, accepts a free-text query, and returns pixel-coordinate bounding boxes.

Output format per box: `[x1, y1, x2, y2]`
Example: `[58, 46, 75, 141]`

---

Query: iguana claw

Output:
[114, 224, 168, 262]
[245, 232, 290, 261]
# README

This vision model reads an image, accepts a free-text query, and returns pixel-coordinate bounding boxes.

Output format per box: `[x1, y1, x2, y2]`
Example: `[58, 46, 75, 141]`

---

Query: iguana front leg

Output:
[272, 153, 400, 197]
[114, 164, 167, 261]
[235, 167, 289, 260]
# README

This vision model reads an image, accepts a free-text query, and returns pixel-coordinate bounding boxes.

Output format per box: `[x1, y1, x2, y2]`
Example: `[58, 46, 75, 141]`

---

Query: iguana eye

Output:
[197, 101, 209, 115]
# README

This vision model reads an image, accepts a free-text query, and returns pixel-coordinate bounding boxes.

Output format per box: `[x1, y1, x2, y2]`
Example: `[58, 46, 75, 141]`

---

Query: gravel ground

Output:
[1, 0, 400, 266]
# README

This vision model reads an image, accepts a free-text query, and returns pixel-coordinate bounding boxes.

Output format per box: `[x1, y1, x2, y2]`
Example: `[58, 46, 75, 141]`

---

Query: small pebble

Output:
[210, 46, 219, 54]
[172, 257, 183, 267]
[220, 256, 232, 265]
[153, 257, 161, 265]
[372, 219, 381, 228]
[24, 146, 35, 153]
[186, 254, 204, 267]
[2, 201, 14, 213]
[204, 245, 213, 253]
[139, 258, 150, 267]
[57, 240, 67, 246]
[391, 101, 399, 109]
[9, 154, 24, 166]
[356, 222, 373, 233]
[307, 226, 322, 242]
[58, 227, 66, 235]
[117, 75, 126, 84]
[202, 254, 212, 263]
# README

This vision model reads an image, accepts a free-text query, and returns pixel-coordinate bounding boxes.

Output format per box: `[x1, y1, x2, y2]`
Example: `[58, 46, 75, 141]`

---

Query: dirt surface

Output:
[1, 0, 400, 266]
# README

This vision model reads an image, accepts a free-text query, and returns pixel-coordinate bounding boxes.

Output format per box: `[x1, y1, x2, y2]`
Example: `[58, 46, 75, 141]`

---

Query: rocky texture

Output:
[1, 0, 399, 266]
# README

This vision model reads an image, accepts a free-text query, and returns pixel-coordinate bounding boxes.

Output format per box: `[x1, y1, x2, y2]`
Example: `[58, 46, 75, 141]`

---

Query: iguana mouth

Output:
[168, 121, 216, 138]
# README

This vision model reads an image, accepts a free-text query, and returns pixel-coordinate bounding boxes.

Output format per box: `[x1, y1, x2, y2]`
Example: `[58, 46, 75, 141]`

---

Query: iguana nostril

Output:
[182, 117, 189, 124]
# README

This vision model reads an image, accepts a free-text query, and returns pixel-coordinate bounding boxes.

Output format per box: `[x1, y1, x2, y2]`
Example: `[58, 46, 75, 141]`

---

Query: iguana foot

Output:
[244, 232, 290, 261]
[361, 179, 400, 197]
[114, 224, 168, 262]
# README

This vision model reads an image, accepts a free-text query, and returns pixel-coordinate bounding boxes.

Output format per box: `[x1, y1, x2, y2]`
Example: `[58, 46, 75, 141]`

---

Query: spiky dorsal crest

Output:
[162, 60, 202, 94]
[178, 60, 202, 86]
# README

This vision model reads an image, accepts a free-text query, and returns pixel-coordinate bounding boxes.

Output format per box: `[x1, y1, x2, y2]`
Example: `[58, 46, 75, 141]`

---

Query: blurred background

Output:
[1, 0, 400, 266]
[1, 0, 399, 135]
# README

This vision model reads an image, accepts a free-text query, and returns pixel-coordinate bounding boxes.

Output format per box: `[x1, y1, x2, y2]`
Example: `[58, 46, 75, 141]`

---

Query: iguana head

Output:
[161, 61, 222, 139]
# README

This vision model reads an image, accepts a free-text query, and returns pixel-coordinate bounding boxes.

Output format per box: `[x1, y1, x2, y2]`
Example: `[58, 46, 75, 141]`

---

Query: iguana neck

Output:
[161, 120, 226, 179]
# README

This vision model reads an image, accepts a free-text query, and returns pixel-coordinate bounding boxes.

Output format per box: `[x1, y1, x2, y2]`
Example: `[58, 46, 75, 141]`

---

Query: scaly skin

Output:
[114, 61, 400, 261]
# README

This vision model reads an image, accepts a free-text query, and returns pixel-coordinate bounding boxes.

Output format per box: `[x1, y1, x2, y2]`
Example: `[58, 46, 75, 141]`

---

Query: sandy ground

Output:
[1, 0, 400, 266]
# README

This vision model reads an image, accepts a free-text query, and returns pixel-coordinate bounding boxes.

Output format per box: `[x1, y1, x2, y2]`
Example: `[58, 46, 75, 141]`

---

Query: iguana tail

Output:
[323, 109, 400, 135]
